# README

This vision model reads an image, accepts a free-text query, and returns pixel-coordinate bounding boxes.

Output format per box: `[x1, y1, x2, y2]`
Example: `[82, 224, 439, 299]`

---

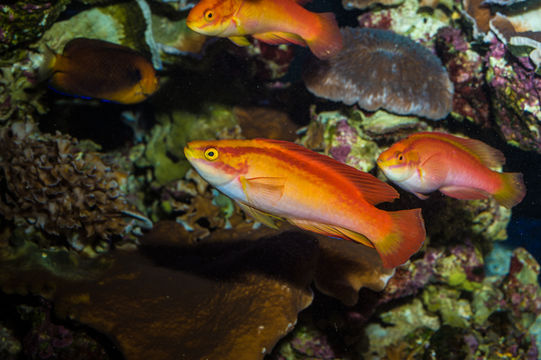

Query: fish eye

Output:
[204, 9, 214, 21]
[204, 147, 219, 161]
[398, 154, 404, 161]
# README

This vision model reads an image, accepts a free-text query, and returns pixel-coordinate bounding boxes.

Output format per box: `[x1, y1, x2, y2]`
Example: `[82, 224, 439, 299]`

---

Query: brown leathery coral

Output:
[304, 27, 454, 120]
[0, 121, 136, 248]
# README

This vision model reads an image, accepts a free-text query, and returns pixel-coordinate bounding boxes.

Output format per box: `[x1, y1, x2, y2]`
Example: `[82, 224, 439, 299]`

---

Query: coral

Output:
[357, 0, 451, 42]
[0, 324, 20, 360]
[39, 2, 149, 55]
[363, 299, 440, 359]
[232, 40, 296, 81]
[436, 27, 491, 126]
[0, 54, 48, 122]
[304, 28, 454, 120]
[486, 38, 541, 153]
[343, 0, 404, 10]
[0, 121, 137, 250]
[0, 0, 71, 60]
[134, 104, 240, 185]
[298, 110, 384, 172]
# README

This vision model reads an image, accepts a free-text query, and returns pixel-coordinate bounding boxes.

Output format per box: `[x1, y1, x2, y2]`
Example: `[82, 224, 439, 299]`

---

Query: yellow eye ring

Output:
[204, 147, 219, 161]
[204, 9, 214, 22]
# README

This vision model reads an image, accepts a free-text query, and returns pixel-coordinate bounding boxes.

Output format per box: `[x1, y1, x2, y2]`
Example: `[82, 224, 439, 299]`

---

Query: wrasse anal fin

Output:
[288, 219, 374, 248]
[410, 132, 505, 168]
[258, 139, 398, 205]
[240, 176, 286, 205]
[237, 202, 281, 229]
[229, 36, 251, 46]
[253, 32, 306, 46]
[439, 185, 490, 200]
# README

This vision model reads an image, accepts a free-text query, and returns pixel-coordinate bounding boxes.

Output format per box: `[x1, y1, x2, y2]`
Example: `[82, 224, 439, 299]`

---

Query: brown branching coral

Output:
[304, 27, 454, 120]
[0, 121, 136, 248]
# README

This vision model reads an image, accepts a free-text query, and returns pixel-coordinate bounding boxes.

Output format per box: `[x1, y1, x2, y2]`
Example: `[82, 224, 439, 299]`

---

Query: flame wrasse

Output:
[186, 0, 343, 60]
[377, 132, 526, 208]
[41, 38, 159, 104]
[184, 139, 425, 268]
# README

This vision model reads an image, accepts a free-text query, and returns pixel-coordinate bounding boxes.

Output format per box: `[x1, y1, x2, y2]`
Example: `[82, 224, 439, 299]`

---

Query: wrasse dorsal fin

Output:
[258, 139, 399, 205]
[409, 132, 505, 168]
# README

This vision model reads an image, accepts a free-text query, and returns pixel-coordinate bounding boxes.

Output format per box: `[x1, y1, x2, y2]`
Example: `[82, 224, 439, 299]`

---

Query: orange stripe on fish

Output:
[185, 139, 426, 268]
[377, 131, 526, 208]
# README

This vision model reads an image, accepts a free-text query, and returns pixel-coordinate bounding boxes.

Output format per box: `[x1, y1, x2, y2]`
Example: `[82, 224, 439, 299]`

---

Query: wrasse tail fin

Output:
[306, 13, 343, 60]
[289, 219, 374, 248]
[439, 186, 490, 200]
[493, 172, 526, 208]
[375, 209, 425, 268]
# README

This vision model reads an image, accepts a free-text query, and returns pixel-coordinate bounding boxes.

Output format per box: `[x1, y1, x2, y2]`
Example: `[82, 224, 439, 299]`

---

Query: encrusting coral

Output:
[304, 27, 454, 120]
[0, 121, 137, 249]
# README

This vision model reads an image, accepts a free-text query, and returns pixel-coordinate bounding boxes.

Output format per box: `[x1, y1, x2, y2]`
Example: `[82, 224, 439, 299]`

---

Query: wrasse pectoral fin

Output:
[229, 36, 251, 46]
[375, 209, 426, 269]
[493, 172, 526, 208]
[240, 176, 286, 205]
[289, 219, 374, 248]
[253, 32, 306, 46]
[238, 202, 280, 229]
[439, 185, 490, 200]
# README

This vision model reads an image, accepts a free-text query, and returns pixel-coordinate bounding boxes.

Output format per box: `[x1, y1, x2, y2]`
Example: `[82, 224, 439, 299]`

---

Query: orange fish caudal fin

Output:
[374, 209, 426, 268]
[306, 13, 343, 59]
[493, 172, 526, 209]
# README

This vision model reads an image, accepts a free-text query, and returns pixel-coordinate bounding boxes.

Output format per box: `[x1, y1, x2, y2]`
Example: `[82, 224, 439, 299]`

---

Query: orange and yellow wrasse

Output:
[377, 132, 526, 208]
[41, 38, 159, 104]
[184, 139, 425, 268]
[186, 0, 343, 60]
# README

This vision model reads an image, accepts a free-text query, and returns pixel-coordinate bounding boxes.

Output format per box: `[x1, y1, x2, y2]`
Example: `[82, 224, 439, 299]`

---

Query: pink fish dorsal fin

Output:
[410, 132, 505, 168]
[259, 139, 399, 205]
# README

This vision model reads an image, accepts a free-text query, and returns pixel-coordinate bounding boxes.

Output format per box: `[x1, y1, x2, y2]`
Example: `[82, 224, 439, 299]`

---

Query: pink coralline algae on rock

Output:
[304, 27, 454, 120]
[486, 38, 541, 153]
[436, 27, 491, 126]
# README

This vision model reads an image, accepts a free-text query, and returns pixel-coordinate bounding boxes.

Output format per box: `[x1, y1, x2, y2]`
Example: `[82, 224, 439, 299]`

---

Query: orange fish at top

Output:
[40, 38, 159, 104]
[186, 0, 343, 60]
[184, 138, 425, 268]
[377, 132, 526, 208]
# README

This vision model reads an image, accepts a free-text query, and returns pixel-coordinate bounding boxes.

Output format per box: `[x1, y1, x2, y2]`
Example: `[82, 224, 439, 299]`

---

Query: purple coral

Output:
[304, 27, 454, 120]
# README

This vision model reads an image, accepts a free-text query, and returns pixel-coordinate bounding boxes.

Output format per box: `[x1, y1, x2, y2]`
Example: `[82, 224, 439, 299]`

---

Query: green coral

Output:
[422, 285, 472, 328]
[136, 104, 239, 185]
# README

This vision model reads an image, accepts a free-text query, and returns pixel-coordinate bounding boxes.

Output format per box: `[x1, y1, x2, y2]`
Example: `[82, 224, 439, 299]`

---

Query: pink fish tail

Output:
[306, 12, 343, 60]
[374, 209, 426, 269]
[493, 172, 526, 208]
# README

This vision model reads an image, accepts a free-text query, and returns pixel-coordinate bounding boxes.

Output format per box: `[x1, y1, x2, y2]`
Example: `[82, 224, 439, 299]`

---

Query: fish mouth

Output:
[184, 145, 194, 160]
